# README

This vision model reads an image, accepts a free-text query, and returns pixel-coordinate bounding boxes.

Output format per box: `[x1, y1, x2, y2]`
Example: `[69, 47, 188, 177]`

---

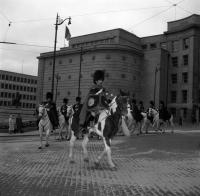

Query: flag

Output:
[65, 26, 71, 41]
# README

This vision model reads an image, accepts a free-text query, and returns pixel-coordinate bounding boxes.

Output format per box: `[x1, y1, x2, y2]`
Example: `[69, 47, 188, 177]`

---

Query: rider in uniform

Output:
[146, 100, 155, 124]
[44, 92, 59, 130]
[79, 70, 109, 132]
[72, 97, 83, 138]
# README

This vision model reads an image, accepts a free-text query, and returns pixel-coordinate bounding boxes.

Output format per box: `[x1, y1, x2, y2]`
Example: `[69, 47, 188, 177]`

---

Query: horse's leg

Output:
[138, 121, 142, 134]
[82, 133, 89, 162]
[103, 138, 116, 169]
[38, 124, 43, 149]
[45, 127, 50, 146]
[94, 148, 106, 167]
[69, 130, 77, 163]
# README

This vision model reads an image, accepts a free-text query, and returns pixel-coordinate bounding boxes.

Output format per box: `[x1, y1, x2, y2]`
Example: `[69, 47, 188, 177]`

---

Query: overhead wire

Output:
[128, 6, 173, 32]
[12, 5, 170, 23]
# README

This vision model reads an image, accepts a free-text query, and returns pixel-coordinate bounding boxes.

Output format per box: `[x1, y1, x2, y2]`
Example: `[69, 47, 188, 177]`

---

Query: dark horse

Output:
[69, 92, 130, 170]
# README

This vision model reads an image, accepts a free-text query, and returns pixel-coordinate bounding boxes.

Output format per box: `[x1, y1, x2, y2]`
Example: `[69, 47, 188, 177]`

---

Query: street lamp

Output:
[51, 13, 71, 100]
[55, 73, 61, 103]
[153, 66, 160, 105]
[78, 47, 83, 97]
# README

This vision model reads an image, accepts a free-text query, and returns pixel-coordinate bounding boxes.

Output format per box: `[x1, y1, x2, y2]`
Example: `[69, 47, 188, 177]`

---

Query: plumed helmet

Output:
[46, 92, 53, 100]
[93, 70, 105, 84]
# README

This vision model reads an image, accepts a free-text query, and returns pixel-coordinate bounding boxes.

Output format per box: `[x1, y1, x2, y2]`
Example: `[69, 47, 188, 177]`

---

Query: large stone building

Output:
[37, 14, 200, 122]
[0, 70, 37, 123]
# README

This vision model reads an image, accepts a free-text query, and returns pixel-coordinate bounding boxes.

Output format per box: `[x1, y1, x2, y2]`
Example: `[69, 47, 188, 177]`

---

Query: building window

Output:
[69, 59, 72, 63]
[172, 57, 178, 67]
[48, 77, 51, 81]
[183, 108, 187, 118]
[121, 74, 126, 79]
[160, 42, 167, 50]
[1, 83, 4, 88]
[9, 76, 12, 80]
[182, 90, 187, 103]
[182, 72, 188, 83]
[105, 54, 111, 60]
[21, 78, 24, 82]
[105, 73, 109, 78]
[183, 55, 189, 66]
[67, 91, 71, 95]
[171, 74, 177, 84]
[150, 43, 157, 49]
[6, 75, 8, 80]
[122, 56, 126, 61]
[183, 38, 189, 50]
[59, 60, 62, 64]
[142, 44, 147, 50]
[92, 56, 96, 60]
[2, 74, 5, 80]
[171, 40, 179, 52]
[170, 91, 177, 103]
[68, 75, 71, 79]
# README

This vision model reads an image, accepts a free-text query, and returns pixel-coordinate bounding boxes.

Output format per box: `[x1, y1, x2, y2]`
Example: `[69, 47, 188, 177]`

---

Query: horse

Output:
[38, 103, 53, 149]
[57, 105, 74, 140]
[142, 108, 174, 134]
[126, 103, 144, 135]
[69, 93, 130, 170]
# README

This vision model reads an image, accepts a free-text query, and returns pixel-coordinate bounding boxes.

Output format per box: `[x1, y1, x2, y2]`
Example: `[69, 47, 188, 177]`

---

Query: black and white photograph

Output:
[0, 0, 200, 195]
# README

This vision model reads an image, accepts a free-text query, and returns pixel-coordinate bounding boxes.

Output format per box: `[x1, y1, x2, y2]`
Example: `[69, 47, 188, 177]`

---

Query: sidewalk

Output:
[0, 124, 200, 137]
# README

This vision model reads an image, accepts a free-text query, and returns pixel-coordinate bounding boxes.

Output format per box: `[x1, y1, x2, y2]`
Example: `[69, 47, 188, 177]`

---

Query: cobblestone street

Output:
[0, 132, 200, 196]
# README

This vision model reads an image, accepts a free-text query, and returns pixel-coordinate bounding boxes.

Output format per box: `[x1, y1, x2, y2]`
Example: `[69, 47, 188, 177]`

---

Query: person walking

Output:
[8, 114, 15, 134]
[16, 113, 23, 133]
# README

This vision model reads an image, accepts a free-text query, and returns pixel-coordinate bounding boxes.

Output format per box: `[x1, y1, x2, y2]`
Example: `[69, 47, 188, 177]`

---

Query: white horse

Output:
[38, 103, 53, 149]
[69, 94, 130, 170]
[57, 105, 74, 140]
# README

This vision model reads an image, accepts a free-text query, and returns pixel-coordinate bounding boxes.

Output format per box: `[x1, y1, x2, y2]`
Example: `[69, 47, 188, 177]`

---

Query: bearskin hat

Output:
[93, 70, 105, 84]
[149, 100, 155, 106]
[46, 92, 53, 100]
[76, 97, 81, 102]
[63, 98, 68, 104]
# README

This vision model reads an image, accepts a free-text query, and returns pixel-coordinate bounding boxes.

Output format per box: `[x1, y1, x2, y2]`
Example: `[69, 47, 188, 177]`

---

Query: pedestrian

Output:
[72, 96, 83, 139]
[79, 70, 109, 132]
[8, 114, 15, 134]
[16, 113, 23, 133]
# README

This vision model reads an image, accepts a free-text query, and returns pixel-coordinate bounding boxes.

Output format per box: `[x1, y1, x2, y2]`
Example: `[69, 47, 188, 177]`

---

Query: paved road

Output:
[0, 132, 200, 196]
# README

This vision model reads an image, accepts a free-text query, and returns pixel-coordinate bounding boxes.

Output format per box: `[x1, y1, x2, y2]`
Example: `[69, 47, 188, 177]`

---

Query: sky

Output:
[0, 0, 199, 76]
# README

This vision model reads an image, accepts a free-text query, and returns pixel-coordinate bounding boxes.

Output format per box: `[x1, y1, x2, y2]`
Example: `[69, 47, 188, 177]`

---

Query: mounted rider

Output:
[79, 70, 109, 131]
[146, 100, 156, 124]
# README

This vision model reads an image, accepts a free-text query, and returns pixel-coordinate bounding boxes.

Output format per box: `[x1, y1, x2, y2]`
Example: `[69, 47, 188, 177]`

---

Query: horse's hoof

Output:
[83, 158, 89, 163]
[110, 166, 117, 171]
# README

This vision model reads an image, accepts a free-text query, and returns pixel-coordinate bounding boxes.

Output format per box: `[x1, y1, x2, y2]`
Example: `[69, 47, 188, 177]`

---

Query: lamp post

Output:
[51, 13, 71, 100]
[153, 66, 160, 105]
[55, 73, 60, 103]
[78, 47, 83, 97]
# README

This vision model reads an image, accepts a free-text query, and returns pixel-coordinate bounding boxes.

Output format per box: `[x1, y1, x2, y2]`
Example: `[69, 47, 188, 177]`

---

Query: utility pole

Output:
[51, 13, 71, 100]
[153, 66, 159, 105]
[51, 13, 59, 99]
[78, 47, 83, 97]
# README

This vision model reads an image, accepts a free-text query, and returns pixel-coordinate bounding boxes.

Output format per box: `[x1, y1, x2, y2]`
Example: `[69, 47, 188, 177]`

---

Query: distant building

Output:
[0, 70, 37, 123]
[37, 14, 200, 123]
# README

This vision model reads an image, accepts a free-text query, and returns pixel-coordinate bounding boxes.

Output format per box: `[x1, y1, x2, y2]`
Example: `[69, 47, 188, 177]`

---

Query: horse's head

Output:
[38, 103, 45, 117]
[109, 90, 129, 116]
[148, 108, 158, 117]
